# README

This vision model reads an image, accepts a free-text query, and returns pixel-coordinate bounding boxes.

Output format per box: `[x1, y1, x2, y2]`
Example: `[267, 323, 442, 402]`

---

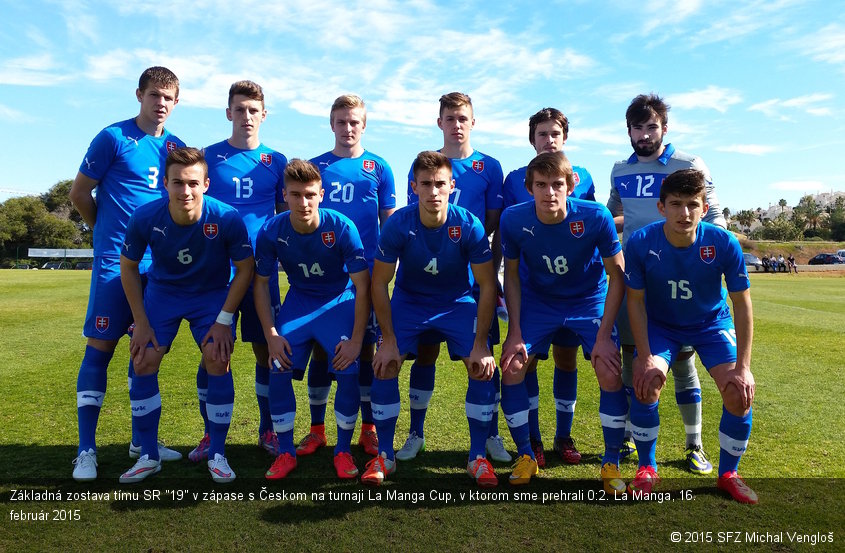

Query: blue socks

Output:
[465, 377, 496, 460]
[255, 363, 271, 435]
[501, 382, 532, 458]
[129, 372, 161, 461]
[553, 368, 577, 439]
[196, 363, 209, 435]
[206, 372, 234, 459]
[76, 346, 113, 454]
[718, 406, 752, 475]
[371, 377, 401, 461]
[270, 369, 296, 455]
[333, 372, 360, 454]
[630, 397, 659, 469]
[306, 357, 331, 426]
[358, 358, 374, 424]
[598, 388, 628, 466]
[524, 370, 541, 442]
[408, 363, 435, 438]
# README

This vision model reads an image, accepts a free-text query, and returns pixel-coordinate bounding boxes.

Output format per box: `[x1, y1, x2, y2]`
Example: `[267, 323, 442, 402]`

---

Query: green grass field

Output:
[1, 270, 843, 551]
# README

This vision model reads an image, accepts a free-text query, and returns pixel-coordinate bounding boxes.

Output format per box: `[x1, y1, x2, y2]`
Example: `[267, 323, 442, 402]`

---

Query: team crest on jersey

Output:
[569, 220, 585, 238]
[448, 226, 462, 243]
[700, 245, 716, 264]
[260, 153, 273, 166]
[573, 172, 580, 185]
[321, 231, 336, 248]
[362, 159, 376, 172]
[166, 141, 178, 152]
[95, 316, 109, 333]
[203, 223, 219, 239]
[471, 160, 484, 173]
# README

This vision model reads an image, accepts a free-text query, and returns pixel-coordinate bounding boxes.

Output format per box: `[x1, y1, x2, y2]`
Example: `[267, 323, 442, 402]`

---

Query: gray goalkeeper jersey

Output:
[607, 143, 725, 246]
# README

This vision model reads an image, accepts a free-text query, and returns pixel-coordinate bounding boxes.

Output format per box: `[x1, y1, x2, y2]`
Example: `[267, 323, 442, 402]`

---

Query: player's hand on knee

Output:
[332, 337, 362, 371]
[202, 323, 234, 363]
[268, 335, 292, 371]
[633, 355, 665, 402]
[719, 366, 755, 411]
[468, 344, 495, 381]
[129, 321, 159, 366]
[500, 338, 527, 376]
[373, 339, 400, 379]
[590, 336, 621, 376]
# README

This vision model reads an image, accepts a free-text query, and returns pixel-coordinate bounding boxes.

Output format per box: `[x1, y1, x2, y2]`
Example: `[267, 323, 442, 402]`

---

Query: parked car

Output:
[743, 253, 763, 272]
[807, 253, 844, 265]
[837, 249, 845, 260]
[12, 263, 32, 269]
[75, 262, 93, 270]
[41, 261, 73, 270]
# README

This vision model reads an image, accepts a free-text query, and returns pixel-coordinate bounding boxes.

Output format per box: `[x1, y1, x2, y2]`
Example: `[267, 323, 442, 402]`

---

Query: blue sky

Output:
[1, 0, 843, 212]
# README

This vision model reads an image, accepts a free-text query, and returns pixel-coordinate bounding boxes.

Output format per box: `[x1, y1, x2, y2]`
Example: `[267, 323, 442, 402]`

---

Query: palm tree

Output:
[779, 198, 787, 213]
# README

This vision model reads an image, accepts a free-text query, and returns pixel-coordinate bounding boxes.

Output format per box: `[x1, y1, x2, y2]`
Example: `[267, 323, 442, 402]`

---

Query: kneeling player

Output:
[625, 169, 757, 504]
[253, 159, 370, 480]
[499, 152, 626, 490]
[366, 150, 499, 487]
[120, 147, 253, 483]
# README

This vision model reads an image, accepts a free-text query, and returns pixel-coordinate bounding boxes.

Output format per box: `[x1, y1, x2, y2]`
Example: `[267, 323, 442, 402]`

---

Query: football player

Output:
[608, 93, 725, 474]
[624, 169, 757, 504]
[364, 151, 499, 487]
[253, 159, 370, 480]
[296, 94, 395, 459]
[399, 93, 507, 464]
[499, 108, 598, 468]
[119, 147, 253, 483]
[69, 67, 185, 481]
[189, 80, 287, 463]
[499, 152, 626, 490]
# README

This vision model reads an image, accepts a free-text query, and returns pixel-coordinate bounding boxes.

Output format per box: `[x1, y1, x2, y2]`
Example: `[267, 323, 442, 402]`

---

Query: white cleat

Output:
[119, 454, 161, 484]
[208, 453, 236, 483]
[395, 431, 426, 461]
[72, 448, 98, 482]
[129, 441, 182, 462]
[486, 435, 513, 463]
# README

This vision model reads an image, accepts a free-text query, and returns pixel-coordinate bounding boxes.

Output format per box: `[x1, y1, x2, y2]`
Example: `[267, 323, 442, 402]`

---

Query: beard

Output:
[631, 136, 662, 157]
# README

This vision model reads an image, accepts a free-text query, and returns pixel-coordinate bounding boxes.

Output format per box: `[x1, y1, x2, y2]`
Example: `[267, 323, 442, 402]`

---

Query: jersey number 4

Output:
[424, 258, 438, 276]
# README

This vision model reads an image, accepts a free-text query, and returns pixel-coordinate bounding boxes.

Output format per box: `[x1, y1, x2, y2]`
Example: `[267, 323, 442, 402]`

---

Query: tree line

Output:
[0, 180, 92, 266]
[727, 195, 845, 241]
[1, 182, 843, 266]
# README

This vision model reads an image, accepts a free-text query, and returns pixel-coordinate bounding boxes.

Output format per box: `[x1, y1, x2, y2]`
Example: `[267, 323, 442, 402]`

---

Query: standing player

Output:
[253, 159, 370, 480]
[500, 107, 597, 468]
[296, 94, 395, 459]
[189, 80, 287, 463]
[119, 147, 253, 483]
[399, 93, 508, 464]
[499, 152, 626, 490]
[364, 151, 498, 487]
[608, 93, 725, 473]
[69, 66, 185, 481]
[624, 169, 757, 504]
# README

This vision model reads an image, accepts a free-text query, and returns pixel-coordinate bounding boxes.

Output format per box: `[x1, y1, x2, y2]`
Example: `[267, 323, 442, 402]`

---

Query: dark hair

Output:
[626, 93, 669, 128]
[659, 169, 706, 203]
[165, 147, 207, 179]
[528, 107, 569, 145]
[525, 152, 573, 192]
[228, 80, 264, 106]
[411, 150, 452, 180]
[439, 92, 472, 116]
[284, 159, 322, 187]
[138, 66, 180, 98]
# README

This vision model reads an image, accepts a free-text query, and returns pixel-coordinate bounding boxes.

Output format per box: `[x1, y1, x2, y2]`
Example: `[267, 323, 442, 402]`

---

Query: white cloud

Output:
[716, 144, 779, 155]
[668, 86, 743, 113]
[801, 24, 845, 67]
[0, 53, 67, 86]
[749, 93, 833, 120]
[0, 103, 28, 122]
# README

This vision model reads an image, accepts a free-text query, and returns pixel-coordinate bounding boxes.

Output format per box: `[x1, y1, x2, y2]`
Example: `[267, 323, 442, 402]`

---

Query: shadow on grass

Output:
[1, 443, 843, 535]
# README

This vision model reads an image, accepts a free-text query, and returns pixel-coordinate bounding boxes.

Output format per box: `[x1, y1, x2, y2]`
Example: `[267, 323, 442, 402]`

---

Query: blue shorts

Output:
[392, 296, 477, 360]
[645, 318, 737, 370]
[278, 289, 358, 379]
[417, 287, 498, 350]
[144, 286, 233, 348]
[617, 298, 694, 354]
[235, 273, 282, 344]
[521, 292, 618, 361]
[83, 256, 150, 340]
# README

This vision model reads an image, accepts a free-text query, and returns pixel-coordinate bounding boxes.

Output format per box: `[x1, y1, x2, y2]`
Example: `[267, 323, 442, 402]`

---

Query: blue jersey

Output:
[624, 221, 749, 331]
[255, 209, 368, 297]
[376, 204, 492, 306]
[502, 165, 595, 207]
[501, 199, 619, 302]
[123, 196, 252, 294]
[79, 118, 185, 258]
[407, 150, 504, 223]
[204, 140, 287, 246]
[310, 150, 396, 264]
